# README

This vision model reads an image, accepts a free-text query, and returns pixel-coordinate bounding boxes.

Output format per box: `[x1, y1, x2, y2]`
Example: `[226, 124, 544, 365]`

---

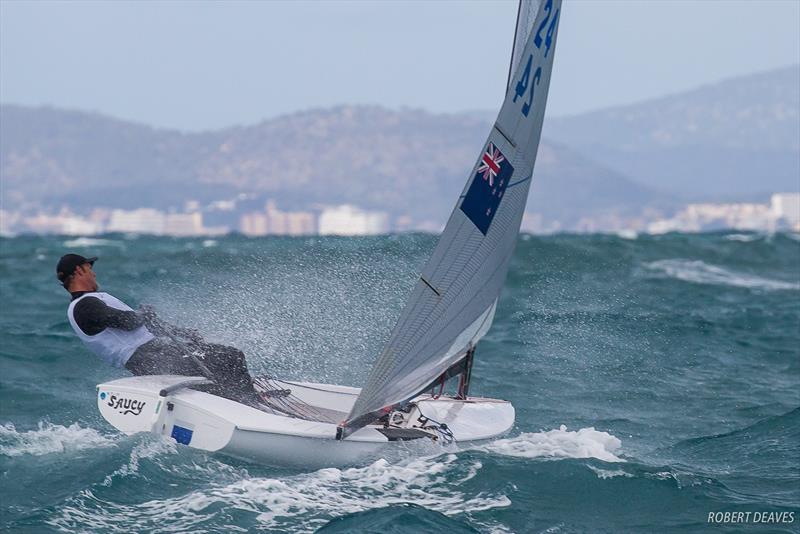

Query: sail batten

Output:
[340, 0, 562, 437]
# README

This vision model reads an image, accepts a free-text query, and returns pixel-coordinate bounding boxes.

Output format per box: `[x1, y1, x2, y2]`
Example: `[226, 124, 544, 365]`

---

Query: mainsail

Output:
[508, 0, 543, 91]
[340, 0, 562, 438]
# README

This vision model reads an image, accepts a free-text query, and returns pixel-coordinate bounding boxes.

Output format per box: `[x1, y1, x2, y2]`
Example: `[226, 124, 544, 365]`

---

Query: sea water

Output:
[1, 232, 798, 533]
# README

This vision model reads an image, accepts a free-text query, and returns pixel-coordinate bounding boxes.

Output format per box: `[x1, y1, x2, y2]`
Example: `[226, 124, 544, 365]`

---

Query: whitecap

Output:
[101, 436, 178, 486]
[0, 421, 116, 457]
[480, 425, 624, 462]
[587, 465, 633, 479]
[616, 229, 638, 240]
[63, 237, 123, 248]
[202, 239, 218, 248]
[724, 233, 762, 242]
[49, 453, 508, 533]
[644, 259, 799, 291]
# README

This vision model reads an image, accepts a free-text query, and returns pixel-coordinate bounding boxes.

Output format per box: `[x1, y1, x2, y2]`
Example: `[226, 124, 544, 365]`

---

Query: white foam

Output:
[202, 239, 218, 248]
[0, 422, 116, 457]
[63, 237, 123, 248]
[724, 233, 762, 242]
[616, 229, 638, 240]
[481, 425, 624, 463]
[46, 427, 628, 531]
[50, 453, 509, 533]
[101, 436, 178, 486]
[587, 465, 633, 479]
[644, 259, 799, 291]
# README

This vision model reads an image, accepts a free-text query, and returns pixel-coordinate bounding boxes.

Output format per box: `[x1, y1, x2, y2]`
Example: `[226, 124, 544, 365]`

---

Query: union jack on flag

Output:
[460, 140, 514, 235]
[477, 143, 505, 186]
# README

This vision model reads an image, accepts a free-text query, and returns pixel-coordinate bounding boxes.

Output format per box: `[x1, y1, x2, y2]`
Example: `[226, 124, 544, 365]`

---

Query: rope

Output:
[415, 404, 455, 445]
[146, 315, 338, 423]
[253, 376, 342, 424]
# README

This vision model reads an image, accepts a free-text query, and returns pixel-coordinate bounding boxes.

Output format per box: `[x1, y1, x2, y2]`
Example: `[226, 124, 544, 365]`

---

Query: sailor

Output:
[57, 253, 262, 405]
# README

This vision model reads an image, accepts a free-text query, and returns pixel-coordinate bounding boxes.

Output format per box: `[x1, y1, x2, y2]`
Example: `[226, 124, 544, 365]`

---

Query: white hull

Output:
[97, 375, 515, 467]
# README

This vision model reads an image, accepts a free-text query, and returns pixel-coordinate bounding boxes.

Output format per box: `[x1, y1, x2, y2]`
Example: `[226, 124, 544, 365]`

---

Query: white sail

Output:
[508, 0, 543, 91]
[340, 0, 563, 437]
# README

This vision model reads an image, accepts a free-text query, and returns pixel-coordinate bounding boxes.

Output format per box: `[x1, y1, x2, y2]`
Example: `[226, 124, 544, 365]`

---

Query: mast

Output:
[338, 0, 562, 438]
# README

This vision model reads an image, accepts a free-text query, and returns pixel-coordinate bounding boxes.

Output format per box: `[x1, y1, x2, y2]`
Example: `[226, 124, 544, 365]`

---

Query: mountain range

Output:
[545, 66, 799, 200]
[1, 65, 797, 231]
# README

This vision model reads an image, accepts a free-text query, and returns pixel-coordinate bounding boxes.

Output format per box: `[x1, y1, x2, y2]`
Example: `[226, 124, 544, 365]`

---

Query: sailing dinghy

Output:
[97, 0, 562, 466]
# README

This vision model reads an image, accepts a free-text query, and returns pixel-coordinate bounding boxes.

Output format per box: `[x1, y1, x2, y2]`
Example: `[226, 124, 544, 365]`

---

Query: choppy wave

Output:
[480, 425, 624, 462]
[0, 421, 116, 457]
[2, 232, 797, 532]
[62, 237, 124, 248]
[45, 426, 625, 532]
[724, 233, 763, 242]
[644, 259, 800, 291]
[586, 465, 634, 479]
[317, 503, 481, 534]
[616, 229, 638, 240]
[100, 436, 178, 486]
[49, 452, 509, 533]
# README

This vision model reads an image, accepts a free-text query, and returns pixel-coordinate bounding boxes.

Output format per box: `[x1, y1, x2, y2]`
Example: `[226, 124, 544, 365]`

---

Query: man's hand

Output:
[137, 304, 167, 335]
[137, 304, 203, 343]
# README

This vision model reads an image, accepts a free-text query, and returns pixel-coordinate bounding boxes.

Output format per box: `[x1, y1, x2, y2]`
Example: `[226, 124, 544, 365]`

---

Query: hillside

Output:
[545, 66, 800, 198]
[0, 105, 659, 230]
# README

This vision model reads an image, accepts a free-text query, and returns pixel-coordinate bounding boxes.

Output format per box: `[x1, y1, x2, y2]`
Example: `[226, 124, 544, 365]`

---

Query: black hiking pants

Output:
[125, 338, 259, 404]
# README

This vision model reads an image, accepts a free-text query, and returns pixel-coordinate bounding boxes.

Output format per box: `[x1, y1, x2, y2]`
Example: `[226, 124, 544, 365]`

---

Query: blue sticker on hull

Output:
[170, 425, 193, 445]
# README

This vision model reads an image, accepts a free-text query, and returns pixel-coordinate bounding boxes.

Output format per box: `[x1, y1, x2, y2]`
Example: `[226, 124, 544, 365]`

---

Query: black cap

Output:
[56, 254, 97, 286]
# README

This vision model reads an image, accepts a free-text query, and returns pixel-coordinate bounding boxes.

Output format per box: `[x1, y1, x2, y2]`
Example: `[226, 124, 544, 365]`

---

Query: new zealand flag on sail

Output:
[460, 142, 514, 235]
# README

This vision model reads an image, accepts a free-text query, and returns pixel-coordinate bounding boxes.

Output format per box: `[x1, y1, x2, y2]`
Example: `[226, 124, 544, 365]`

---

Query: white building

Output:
[318, 205, 388, 236]
[164, 212, 205, 236]
[647, 194, 800, 234]
[107, 209, 166, 234]
[239, 200, 317, 236]
[285, 212, 316, 236]
[771, 193, 800, 230]
[0, 210, 21, 236]
[240, 212, 269, 236]
[22, 210, 103, 235]
[60, 216, 103, 235]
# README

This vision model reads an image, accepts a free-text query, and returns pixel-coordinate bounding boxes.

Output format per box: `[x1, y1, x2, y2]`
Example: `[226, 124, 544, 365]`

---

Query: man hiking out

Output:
[57, 253, 263, 406]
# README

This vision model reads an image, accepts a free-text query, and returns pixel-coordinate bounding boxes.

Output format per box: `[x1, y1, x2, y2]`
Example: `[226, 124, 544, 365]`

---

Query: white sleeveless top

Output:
[67, 292, 154, 368]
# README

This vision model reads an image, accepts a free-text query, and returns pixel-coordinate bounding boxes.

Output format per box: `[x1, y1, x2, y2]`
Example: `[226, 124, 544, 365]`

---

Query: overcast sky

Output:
[1, 0, 798, 131]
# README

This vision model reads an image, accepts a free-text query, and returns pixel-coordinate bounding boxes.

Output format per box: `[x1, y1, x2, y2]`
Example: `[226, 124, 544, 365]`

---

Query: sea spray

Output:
[0, 421, 116, 457]
[2, 231, 797, 532]
[481, 425, 624, 462]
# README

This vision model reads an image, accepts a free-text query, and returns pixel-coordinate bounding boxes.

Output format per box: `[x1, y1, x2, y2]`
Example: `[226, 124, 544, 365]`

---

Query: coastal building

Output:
[285, 211, 316, 236]
[0, 209, 21, 236]
[164, 212, 205, 236]
[22, 210, 103, 235]
[647, 194, 800, 234]
[239, 200, 316, 236]
[318, 205, 388, 236]
[240, 212, 269, 236]
[771, 193, 800, 230]
[107, 208, 166, 234]
[265, 201, 287, 234]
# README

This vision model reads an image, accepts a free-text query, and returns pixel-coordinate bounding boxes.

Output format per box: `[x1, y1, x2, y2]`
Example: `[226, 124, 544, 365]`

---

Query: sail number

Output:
[512, 0, 560, 117]
[513, 57, 541, 117]
[534, 0, 559, 59]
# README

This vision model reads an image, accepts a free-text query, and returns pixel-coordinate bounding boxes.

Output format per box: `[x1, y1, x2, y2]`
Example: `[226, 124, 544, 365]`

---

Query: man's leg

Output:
[127, 339, 260, 404]
[194, 343, 260, 403]
[126, 339, 199, 376]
